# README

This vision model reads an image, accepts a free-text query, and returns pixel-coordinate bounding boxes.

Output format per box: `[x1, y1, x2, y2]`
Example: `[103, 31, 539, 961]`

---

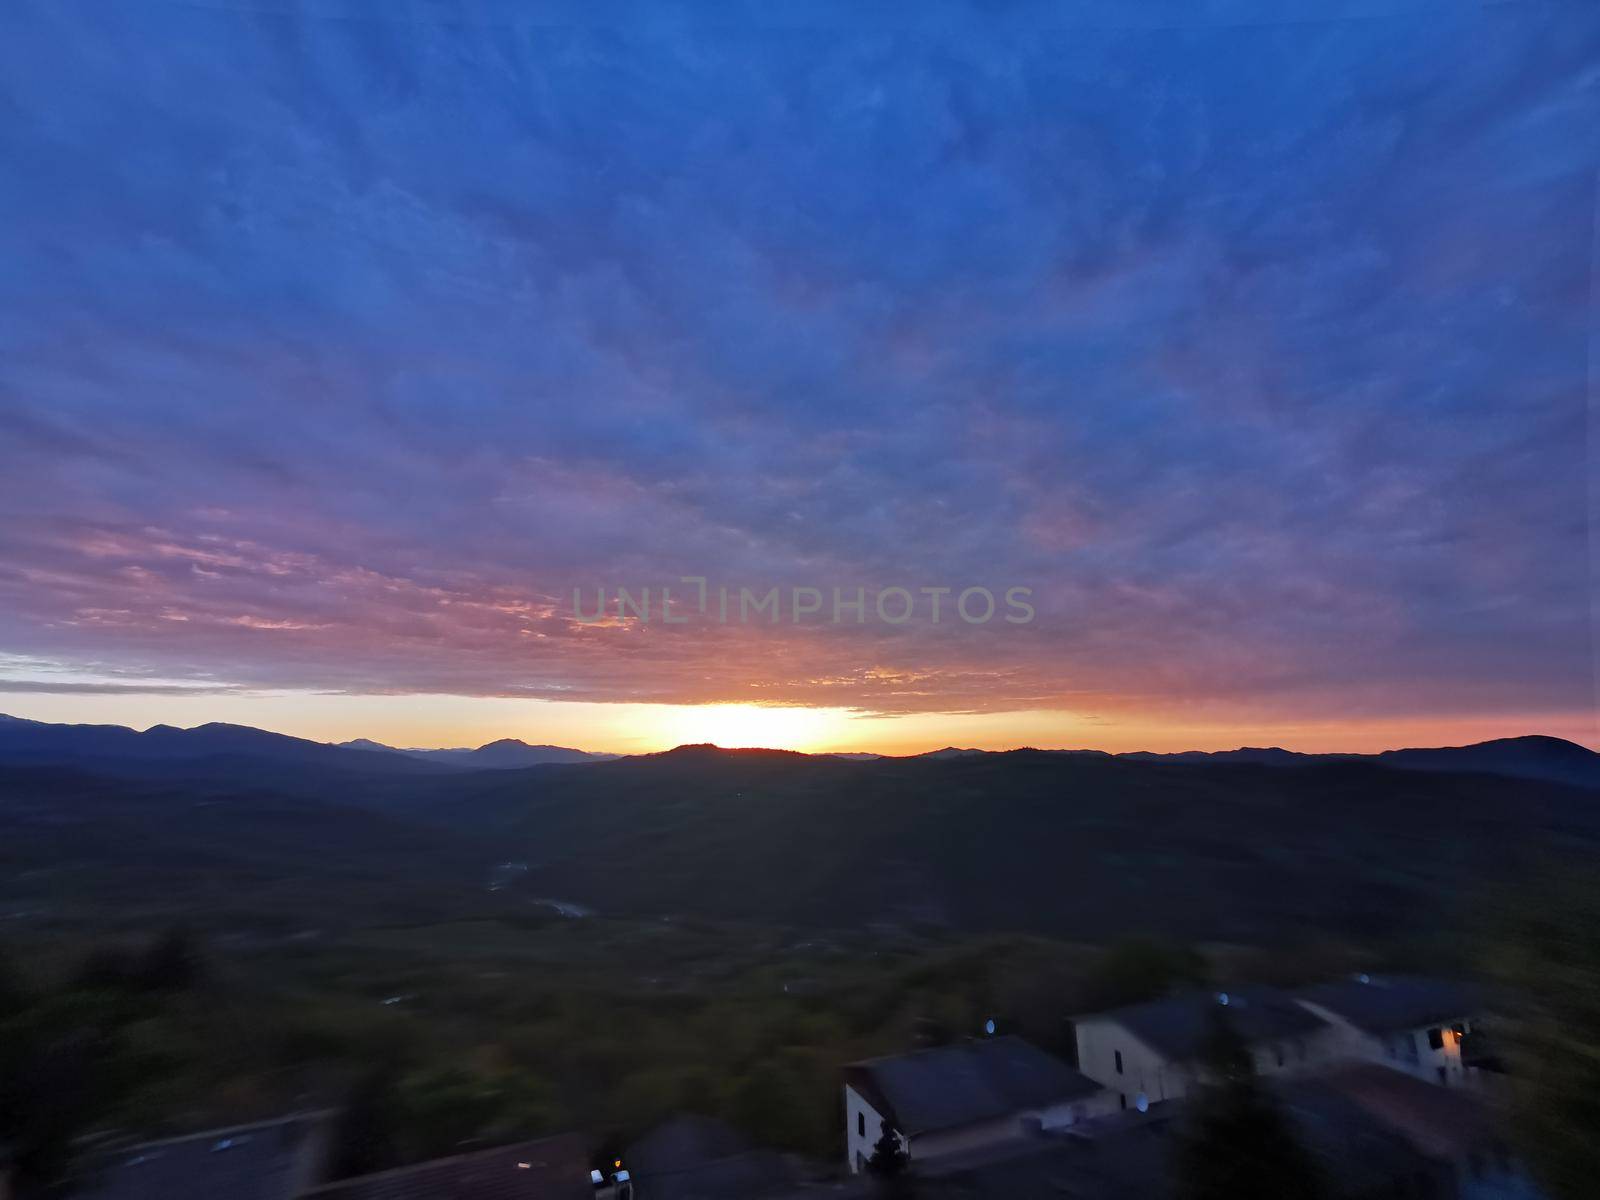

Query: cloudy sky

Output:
[0, 0, 1595, 753]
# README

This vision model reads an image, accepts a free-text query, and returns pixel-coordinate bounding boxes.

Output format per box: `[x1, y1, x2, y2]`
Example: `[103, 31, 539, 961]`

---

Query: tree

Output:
[866, 1118, 914, 1197]
[1172, 1009, 1324, 1200]
[0, 1010, 135, 1193]
[0, 948, 25, 1019]
[138, 924, 206, 991]
[1485, 863, 1600, 1200]
[1083, 937, 1206, 1012]
[328, 1066, 403, 1180]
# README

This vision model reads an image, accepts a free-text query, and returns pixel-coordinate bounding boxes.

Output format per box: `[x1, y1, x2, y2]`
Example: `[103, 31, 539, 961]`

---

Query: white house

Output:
[842, 1036, 1117, 1174]
[1293, 975, 1484, 1088]
[1072, 987, 1340, 1107]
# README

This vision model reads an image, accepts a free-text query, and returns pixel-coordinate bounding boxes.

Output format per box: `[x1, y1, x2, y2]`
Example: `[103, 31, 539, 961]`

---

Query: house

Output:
[294, 1132, 592, 1200]
[841, 1035, 1115, 1174]
[66, 1111, 334, 1200]
[1071, 987, 1336, 1105]
[1294, 974, 1484, 1087]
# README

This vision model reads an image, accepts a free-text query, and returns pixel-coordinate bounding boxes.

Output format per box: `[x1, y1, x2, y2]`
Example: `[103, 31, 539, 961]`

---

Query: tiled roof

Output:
[1080, 987, 1328, 1061]
[1290, 1062, 1498, 1161]
[296, 1133, 591, 1200]
[1294, 975, 1479, 1035]
[69, 1111, 333, 1200]
[844, 1036, 1103, 1136]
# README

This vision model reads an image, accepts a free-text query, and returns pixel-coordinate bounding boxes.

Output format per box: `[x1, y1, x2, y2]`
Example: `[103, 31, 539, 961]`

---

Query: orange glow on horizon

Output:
[0, 689, 1594, 757]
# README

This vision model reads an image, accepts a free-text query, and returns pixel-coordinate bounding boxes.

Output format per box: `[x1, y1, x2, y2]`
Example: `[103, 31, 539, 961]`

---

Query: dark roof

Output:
[1274, 1072, 1448, 1194]
[297, 1133, 591, 1200]
[1080, 987, 1328, 1061]
[885, 1109, 1184, 1199]
[1288, 1062, 1501, 1161]
[1294, 975, 1480, 1035]
[625, 1114, 750, 1175]
[903, 1074, 1454, 1200]
[629, 1148, 800, 1200]
[843, 1036, 1103, 1136]
[69, 1111, 332, 1200]
[625, 1116, 802, 1199]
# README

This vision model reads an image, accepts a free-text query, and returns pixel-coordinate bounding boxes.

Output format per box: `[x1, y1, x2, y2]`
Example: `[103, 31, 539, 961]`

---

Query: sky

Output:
[0, 0, 1596, 754]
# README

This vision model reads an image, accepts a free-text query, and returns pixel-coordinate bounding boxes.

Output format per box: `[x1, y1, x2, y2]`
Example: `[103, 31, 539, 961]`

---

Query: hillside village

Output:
[39, 972, 1538, 1200]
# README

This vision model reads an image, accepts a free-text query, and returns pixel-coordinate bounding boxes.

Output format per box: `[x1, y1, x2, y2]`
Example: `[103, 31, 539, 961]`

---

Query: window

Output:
[858, 1113, 865, 1138]
[1119, 1093, 1127, 1110]
[1427, 1027, 1444, 1050]
[1114, 1049, 1123, 1074]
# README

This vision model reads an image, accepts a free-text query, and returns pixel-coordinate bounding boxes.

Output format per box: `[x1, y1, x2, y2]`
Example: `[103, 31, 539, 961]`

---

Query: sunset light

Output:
[2, 5, 1597, 1196]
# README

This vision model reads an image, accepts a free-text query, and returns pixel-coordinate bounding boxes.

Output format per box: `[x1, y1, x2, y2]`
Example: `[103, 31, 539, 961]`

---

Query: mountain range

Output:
[2, 715, 1597, 942]
[337, 736, 617, 768]
[0, 712, 1594, 788]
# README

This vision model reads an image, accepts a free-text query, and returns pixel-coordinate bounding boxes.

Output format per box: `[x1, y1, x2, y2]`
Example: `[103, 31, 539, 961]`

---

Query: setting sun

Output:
[646, 703, 855, 752]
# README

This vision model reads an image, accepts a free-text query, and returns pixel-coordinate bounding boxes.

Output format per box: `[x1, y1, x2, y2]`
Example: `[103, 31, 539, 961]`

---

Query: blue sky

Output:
[0, 1, 1595, 751]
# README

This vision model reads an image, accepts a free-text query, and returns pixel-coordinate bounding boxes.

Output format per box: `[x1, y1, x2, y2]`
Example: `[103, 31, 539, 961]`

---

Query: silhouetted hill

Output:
[0, 762, 494, 929]
[1120, 746, 1326, 767]
[0, 714, 449, 775]
[1118, 735, 1599, 788]
[339, 736, 615, 767]
[408, 744, 1600, 942]
[6, 725, 1597, 944]
[1374, 735, 1600, 789]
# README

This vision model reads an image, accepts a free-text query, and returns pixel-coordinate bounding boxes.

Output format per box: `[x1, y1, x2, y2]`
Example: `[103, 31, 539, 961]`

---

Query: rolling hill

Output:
[338, 736, 616, 768]
[395, 744, 1600, 942]
[0, 713, 446, 775]
[3, 718, 1596, 945]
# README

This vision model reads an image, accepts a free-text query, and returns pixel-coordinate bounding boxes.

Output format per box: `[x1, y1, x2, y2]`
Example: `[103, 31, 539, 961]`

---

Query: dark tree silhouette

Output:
[1488, 864, 1600, 1199]
[138, 924, 206, 991]
[328, 1066, 403, 1180]
[0, 1021, 134, 1193]
[1173, 1009, 1324, 1200]
[0, 948, 24, 1019]
[866, 1117, 914, 1197]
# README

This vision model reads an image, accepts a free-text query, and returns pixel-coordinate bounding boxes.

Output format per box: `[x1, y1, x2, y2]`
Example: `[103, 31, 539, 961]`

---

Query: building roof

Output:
[69, 1111, 332, 1200]
[624, 1115, 802, 1199]
[897, 1074, 1458, 1200]
[1078, 987, 1328, 1062]
[1292, 1062, 1501, 1161]
[1294, 975, 1480, 1035]
[1274, 1072, 1448, 1194]
[296, 1133, 591, 1200]
[843, 1036, 1103, 1137]
[625, 1114, 751, 1176]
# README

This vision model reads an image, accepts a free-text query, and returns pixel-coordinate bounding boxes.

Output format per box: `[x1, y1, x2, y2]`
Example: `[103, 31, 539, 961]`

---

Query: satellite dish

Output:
[1216, 991, 1230, 1006]
[1357, 973, 1371, 984]
[1135, 1093, 1149, 1113]
[984, 1018, 996, 1036]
